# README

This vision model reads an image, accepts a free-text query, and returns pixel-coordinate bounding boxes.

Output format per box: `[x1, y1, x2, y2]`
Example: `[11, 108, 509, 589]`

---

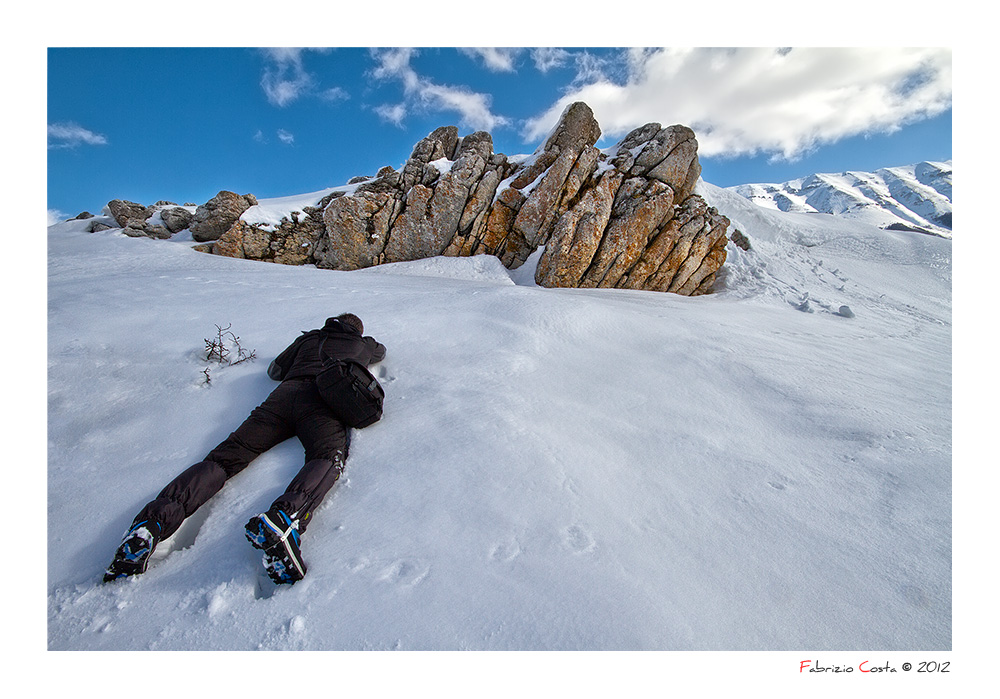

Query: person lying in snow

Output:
[104, 313, 387, 585]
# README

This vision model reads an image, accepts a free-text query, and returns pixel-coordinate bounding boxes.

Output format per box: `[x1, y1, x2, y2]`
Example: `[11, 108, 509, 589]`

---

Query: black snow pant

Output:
[133, 377, 349, 540]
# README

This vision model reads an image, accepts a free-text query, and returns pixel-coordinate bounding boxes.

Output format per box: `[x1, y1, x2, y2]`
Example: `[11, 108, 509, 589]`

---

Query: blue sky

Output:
[47, 47, 952, 220]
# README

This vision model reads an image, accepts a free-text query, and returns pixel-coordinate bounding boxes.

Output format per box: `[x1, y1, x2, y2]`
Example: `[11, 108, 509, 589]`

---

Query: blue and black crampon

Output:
[104, 521, 161, 582]
[245, 507, 307, 584]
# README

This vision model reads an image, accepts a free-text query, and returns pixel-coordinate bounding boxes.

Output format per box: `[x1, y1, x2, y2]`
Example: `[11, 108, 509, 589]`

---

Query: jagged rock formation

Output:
[230, 103, 727, 294]
[100, 102, 731, 295]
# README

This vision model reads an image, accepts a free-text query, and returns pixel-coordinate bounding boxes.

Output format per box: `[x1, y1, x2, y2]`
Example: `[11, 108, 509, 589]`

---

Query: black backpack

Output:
[314, 334, 384, 428]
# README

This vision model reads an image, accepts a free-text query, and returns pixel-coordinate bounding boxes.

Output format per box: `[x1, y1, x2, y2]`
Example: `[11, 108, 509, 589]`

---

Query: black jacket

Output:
[267, 318, 387, 382]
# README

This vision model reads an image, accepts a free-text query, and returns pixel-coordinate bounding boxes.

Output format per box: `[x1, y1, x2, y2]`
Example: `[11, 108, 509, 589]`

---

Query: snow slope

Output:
[47, 178, 951, 654]
[729, 161, 952, 238]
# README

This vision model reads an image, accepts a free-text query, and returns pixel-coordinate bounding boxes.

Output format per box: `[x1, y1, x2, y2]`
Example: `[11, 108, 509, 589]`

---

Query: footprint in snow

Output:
[489, 538, 522, 563]
[378, 559, 429, 588]
[345, 556, 371, 573]
[562, 525, 596, 554]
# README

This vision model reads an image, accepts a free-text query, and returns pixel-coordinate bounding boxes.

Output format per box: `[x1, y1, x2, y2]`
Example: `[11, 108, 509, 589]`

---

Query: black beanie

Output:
[332, 313, 363, 334]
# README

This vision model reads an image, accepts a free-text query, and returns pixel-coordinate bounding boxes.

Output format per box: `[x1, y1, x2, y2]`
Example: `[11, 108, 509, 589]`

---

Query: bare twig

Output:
[202, 324, 256, 377]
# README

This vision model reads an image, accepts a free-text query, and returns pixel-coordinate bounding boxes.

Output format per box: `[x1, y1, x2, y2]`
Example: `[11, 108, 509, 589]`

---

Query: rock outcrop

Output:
[213, 194, 335, 265]
[107, 199, 149, 228]
[104, 199, 194, 239]
[98, 102, 730, 295]
[212, 102, 729, 294]
[160, 206, 194, 234]
[190, 191, 258, 242]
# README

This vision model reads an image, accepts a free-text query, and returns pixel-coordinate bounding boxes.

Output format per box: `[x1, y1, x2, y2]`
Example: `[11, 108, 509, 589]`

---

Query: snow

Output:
[492, 152, 543, 203]
[729, 161, 953, 237]
[427, 157, 455, 176]
[47, 176, 954, 663]
[240, 186, 355, 229]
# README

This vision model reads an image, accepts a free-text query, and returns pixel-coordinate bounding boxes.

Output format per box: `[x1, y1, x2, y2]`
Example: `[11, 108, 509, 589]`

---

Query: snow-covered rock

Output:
[729, 161, 952, 238]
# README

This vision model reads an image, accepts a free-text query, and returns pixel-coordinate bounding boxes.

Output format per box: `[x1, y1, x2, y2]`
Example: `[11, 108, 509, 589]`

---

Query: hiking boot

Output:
[245, 507, 306, 584]
[104, 521, 160, 582]
[245, 507, 300, 550]
[261, 545, 308, 585]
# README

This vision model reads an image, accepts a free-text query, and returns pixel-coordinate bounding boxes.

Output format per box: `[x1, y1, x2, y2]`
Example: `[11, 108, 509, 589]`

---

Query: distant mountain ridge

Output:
[728, 160, 952, 238]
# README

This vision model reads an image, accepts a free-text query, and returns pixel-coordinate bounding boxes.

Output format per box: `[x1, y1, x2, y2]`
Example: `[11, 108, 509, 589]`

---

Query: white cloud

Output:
[321, 86, 350, 102]
[531, 48, 570, 73]
[370, 48, 510, 132]
[371, 47, 420, 91]
[375, 103, 407, 126]
[459, 48, 520, 73]
[523, 48, 952, 160]
[277, 129, 295, 145]
[260, 48, 347, 108]
[48, 122, 108, 149]
[570, 50, 617, 85]
[260, 48, 314, 107]
[47, 209, 67, 226]
[421, 84, 508, 132]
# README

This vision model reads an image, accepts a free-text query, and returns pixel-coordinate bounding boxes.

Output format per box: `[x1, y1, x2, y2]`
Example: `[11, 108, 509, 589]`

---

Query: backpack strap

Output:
[317, 331, 331, 368]
[316, 330, 348, 371]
